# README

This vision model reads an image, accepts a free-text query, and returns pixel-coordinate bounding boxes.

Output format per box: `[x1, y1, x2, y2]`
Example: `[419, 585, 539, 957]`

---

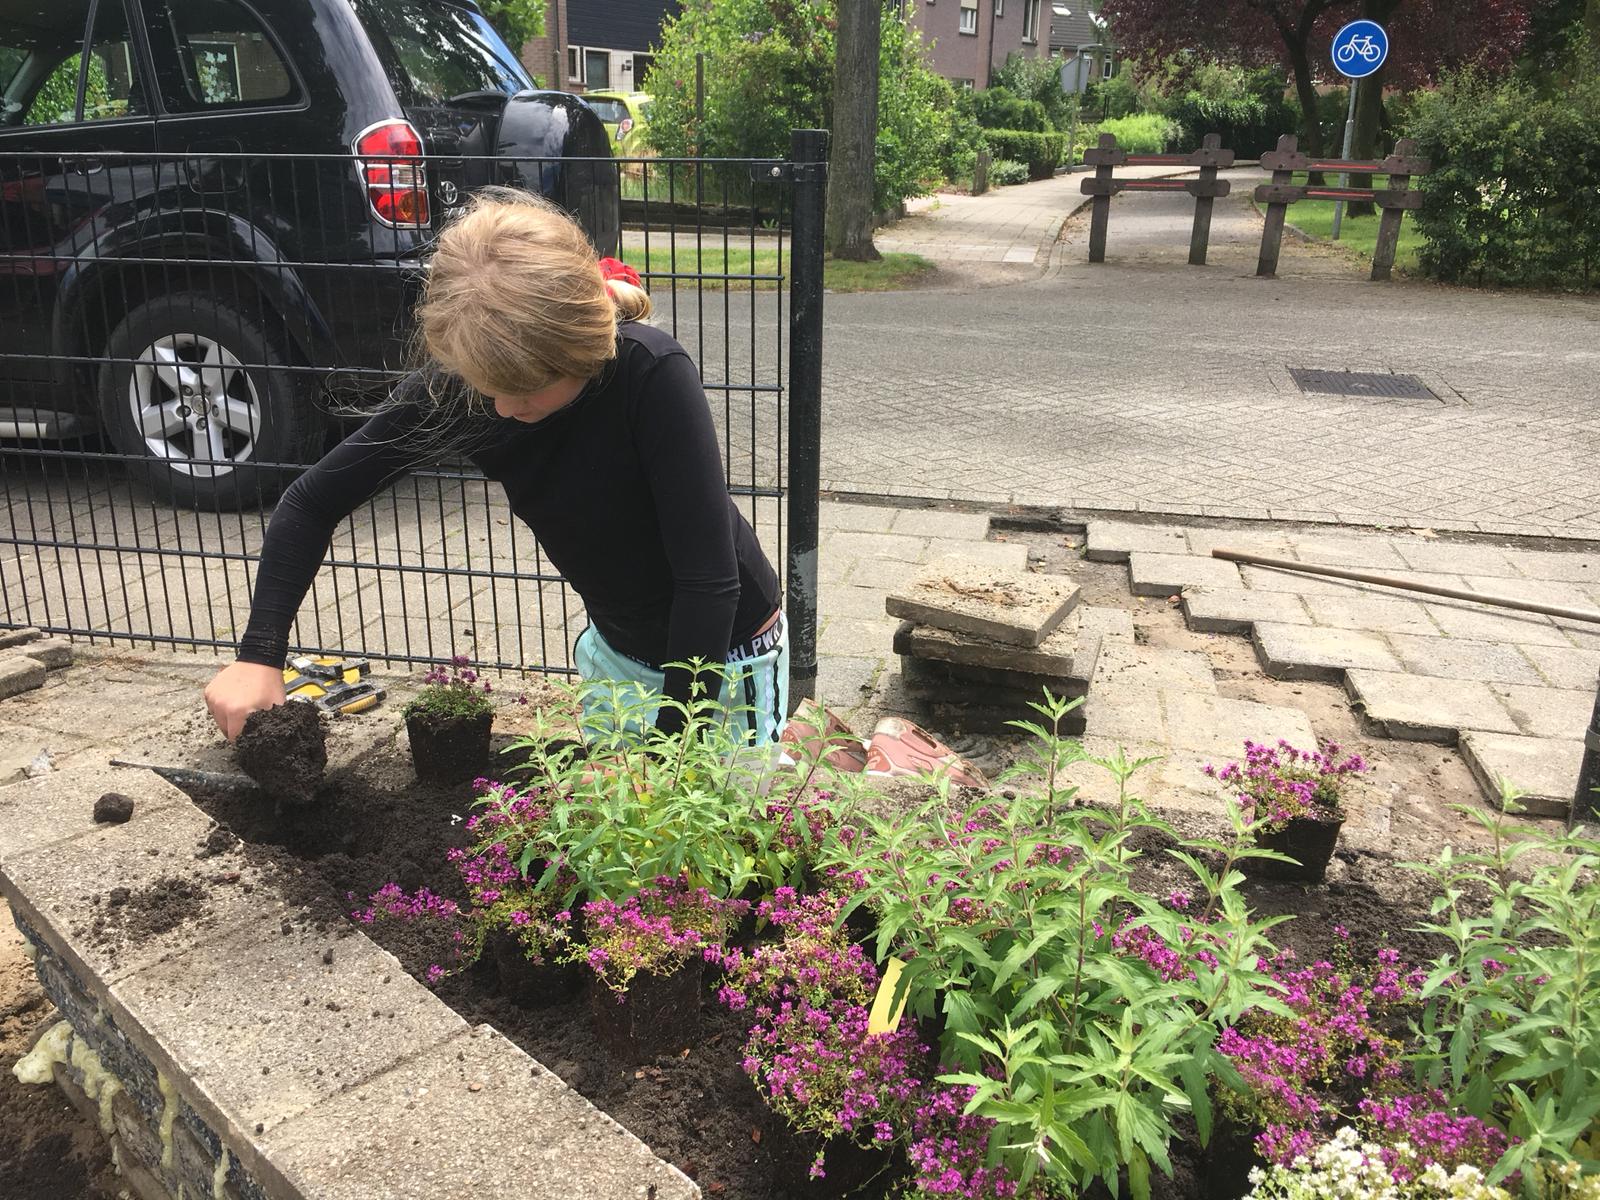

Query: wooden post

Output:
[1256, 134, 1301, 278]
[1189, 133, 1222, 266]
[1371, 137, 1420, 282]
[1087, 133, 1117, 263]
[973, 149, 991, 197]
[1571, 675, 1600, 829]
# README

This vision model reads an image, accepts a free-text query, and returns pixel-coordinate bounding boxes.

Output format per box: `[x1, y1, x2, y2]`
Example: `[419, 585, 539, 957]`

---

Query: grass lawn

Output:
[1281, 200, 1425, 273]
[629, 244, 937, 292]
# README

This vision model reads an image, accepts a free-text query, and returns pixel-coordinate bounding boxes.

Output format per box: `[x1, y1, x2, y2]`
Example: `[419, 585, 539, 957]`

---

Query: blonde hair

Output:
[416, 188, 651, 400]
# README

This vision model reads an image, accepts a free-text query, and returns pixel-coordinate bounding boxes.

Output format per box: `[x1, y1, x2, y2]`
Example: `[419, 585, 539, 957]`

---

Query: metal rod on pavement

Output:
[1210, 548, 1600, 625]
[1330, 80, 1359, 240]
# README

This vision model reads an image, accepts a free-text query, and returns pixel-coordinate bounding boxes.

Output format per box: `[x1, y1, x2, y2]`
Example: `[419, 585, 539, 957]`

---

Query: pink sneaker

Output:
[864, 717, 988, 789]
[781, 699, 869, 773]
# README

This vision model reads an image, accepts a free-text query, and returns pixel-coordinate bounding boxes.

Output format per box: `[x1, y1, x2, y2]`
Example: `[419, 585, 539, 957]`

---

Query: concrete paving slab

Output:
[1161, 692, 1318, 757]
[819, 502, 899, 534]
[1490, 684, 1596, 741]
[1391, 541, 1521, 578]
[1251, 623, 1401, 681]
[888, 508, 991, 539]
[1181, 588, 1311, 634]
[1520, 644, 1600, 691]
[1345, 670, 1519, 742]
[1082, 687, 1165, 745]
[1423, 603, 1576, 648]
[823, 530, 929, 563]
[1460, 731, 1583, 816]
[1298, 594, 1441, 637]
[1, 799, 284, 987]
[821, 583, 900, 620]
[921, 539, 1030, 571]
[844, 557, 929, 592]
[1128, 552, 1244, 596]
[1283, 537, 1409, 569]
[1387, 635, 1545, 685]
[886, 559, 1080, 647]
[262, 1024, 700, 1200]
[1084, 522, 1190, 562]
[900, 648, 1096, 698]
[1503, 550, 1600, 584]
[0, 655, 46, 699]
[894, 610, 1092, 677]
[0, 724, 90, 785]
[1093, 643, 1217, 694]
[0, 663, 198, 743]
[0, 627, 43, 648]
[815, 655, 881, 712]
[819, 616, 902, 658]
[0, 762, 187, 865]
[1464, 576, 1600, 611]
[1079, 605, 1136, 644]
[109, 916, 468, 1160]
[1237, 566, 1414, 596]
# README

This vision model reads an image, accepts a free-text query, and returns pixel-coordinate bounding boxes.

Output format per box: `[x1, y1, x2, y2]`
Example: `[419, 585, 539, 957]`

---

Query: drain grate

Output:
[1289, 368, 1437, 400]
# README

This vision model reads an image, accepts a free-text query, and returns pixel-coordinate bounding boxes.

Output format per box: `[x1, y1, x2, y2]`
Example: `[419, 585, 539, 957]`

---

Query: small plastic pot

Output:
[405, 709, 493, 784]
[1243, 815, 1344, 883]
[487, 931, 583, 1007]
[757, 1099, 903, 1199]
[588, 959, 704, 1063]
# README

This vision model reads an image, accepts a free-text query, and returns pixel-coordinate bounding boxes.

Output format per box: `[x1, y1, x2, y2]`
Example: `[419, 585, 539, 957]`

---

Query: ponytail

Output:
[599, 257, 653, 324]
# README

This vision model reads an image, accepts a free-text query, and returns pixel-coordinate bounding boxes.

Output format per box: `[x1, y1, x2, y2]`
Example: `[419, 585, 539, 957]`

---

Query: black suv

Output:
[0, 0, 618, 508]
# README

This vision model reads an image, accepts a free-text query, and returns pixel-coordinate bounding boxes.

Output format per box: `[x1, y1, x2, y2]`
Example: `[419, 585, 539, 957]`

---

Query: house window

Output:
[994, 0, 1003, 15]
[568, 46, 582, 83]
[1102, 55, 1115, 78]
[1022, 0, 1041, 41]
[585, 48, 610, 89]
[959, 0, 978, 34]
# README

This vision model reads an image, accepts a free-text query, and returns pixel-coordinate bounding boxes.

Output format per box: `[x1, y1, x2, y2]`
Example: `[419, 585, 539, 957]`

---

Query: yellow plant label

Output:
[867, 957, 909, 1035]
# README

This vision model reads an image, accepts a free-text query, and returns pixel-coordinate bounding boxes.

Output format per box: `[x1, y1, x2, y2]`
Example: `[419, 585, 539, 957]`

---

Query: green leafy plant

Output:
[988, 158, 1030, 187]
[981, 130, 1067, 180]
[1089, 112, 1180, 155]
[1404, 784, 1600, 1187]
[818, 695, 1291, 1199]
[402, 655, 493, 721]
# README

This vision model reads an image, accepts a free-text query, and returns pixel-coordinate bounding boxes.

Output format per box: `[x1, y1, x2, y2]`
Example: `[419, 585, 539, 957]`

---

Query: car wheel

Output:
[99, 291, 324, 511]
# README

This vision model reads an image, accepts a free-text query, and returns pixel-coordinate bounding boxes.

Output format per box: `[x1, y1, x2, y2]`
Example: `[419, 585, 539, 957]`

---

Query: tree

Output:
[826, 0, 882, 259]
[1099, 0, 1532, 161]
[480, 0, 545, 57]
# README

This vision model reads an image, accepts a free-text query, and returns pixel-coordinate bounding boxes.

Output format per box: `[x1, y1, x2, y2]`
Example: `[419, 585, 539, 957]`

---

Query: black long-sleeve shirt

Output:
[238, 323, 781, 732]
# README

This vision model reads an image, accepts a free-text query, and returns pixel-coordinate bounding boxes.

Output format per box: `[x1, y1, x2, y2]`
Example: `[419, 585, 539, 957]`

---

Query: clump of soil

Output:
[236, 703, 327, 804]
[91, 793, 134, 824]
[88, 874, 210, 946]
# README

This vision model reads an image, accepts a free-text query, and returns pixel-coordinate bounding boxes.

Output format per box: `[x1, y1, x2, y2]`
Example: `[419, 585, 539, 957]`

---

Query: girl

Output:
[204, 190, 787, 745]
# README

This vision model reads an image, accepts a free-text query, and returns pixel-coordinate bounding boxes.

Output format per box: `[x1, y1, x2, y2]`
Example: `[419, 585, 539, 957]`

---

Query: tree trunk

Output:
[1286, 37, 1324, 183]
[826, 0, 882, 261]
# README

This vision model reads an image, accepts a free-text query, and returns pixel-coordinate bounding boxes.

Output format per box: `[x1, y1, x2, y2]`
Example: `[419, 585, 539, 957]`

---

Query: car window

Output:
[586, 98, 626, 124]
[149, 0, 295, 111]
[81, 0, 148, 121]
[353, 0, 531, 106]
[0, 0, 92, 128]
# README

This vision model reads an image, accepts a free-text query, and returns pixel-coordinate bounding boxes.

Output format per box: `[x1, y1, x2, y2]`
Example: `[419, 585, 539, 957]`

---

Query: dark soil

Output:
[88, 873, 211, 947]
[173, 735, 1459, 1200]
[236, 702, 328, 803]
[91, 792, 134, 824]
[406, 710, 494, 784]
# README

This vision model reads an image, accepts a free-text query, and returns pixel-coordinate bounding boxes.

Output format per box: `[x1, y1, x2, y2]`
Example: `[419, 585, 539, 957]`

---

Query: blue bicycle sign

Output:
[1331, 19, 1389, 78]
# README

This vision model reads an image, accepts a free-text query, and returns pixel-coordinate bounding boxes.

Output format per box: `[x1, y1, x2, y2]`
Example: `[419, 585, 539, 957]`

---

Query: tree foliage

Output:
[479, 0, 546, 56]
[645, 0, 947, 210]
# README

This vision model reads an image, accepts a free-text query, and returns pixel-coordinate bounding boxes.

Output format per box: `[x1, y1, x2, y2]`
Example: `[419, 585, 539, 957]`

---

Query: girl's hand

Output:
[205, 661, 287, 742]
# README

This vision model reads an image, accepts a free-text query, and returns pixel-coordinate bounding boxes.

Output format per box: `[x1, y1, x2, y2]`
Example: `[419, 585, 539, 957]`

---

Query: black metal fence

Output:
[0, 133, 828, 694]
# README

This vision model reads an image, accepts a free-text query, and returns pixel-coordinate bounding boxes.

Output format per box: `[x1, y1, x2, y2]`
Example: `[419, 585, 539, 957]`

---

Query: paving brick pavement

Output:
[1090, 518, 1600, 813]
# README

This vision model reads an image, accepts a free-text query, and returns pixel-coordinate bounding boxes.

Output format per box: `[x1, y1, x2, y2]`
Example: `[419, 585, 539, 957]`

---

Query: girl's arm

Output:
[631, 352, 743, 736]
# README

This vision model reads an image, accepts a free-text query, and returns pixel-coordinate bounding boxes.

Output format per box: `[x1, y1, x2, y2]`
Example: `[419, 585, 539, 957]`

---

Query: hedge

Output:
[1167, 94, 1299, 159]
[1408, 71, 1600, 290]
[981, 130, 1067, 180]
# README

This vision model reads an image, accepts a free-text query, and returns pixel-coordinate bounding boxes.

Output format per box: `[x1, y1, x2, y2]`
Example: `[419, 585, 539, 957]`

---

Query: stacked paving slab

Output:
[0, 627, 75, 700]
[886, 557, 1100, 734]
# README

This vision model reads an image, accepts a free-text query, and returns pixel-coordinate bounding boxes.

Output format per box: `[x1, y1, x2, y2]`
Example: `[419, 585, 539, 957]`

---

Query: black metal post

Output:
[785, 128, 828, 713]
[1571, 673, 1600, 829]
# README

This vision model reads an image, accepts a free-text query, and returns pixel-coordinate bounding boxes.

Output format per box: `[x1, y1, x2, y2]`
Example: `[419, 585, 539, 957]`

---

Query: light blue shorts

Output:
[573, 615, 790, 747]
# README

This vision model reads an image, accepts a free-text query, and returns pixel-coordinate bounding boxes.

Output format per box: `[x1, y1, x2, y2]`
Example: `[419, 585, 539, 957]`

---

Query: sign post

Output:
[1328, 19, 1389, 241]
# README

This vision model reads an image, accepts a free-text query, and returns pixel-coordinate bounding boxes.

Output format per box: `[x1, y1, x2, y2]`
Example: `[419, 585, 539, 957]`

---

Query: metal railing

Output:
[0, 133, 829, 691]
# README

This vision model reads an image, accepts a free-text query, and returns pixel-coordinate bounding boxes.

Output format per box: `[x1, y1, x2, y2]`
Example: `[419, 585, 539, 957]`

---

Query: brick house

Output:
[521, 0, 679, 95]
[1049, 3, 1116, 93]
[897, 0, 1050, 89]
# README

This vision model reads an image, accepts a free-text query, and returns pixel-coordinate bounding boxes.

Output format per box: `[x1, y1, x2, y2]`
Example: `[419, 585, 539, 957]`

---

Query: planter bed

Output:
[172, 733, 1455, 1200]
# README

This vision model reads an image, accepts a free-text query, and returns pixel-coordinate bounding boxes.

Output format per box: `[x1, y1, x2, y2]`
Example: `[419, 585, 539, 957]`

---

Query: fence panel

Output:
[0, 148, 820, 678]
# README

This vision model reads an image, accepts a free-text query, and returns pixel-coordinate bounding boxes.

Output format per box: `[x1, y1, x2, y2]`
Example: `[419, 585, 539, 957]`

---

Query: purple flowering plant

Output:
[816, 714, 1289, 1200]
[575, 876, 747, 994]
[1401, 786, 1600, 1185]
[1203, 739, 1366, 835]
[402, 653, 494, 721]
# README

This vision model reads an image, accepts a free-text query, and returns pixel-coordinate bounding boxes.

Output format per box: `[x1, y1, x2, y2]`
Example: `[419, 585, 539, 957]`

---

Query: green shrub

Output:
[1168, 92, 1298, 158]
[988, 157, 1030, 186]
[938, 99, 989, 182]
[1408, 69, 1600, 289]
[982, 129, 1067, 179]
[645, 0, 948, 212]
[968, 85, 1050, 132]
[1089, 112, 1179, 155]
[992, 52, 1079, 129]
[1084, 61, 1145, 120]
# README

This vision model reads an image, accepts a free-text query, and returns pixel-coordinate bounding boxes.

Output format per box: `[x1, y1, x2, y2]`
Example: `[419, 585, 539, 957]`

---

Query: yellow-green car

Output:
[583, 90, 653, 158]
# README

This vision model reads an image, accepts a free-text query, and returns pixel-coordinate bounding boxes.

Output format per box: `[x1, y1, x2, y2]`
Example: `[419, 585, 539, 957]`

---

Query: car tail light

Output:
[617, 117, 634, 138]
[353, 120, 429, 228]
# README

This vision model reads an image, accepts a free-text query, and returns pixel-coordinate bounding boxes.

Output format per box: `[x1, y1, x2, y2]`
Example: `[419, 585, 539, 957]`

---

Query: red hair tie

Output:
[599, 257, 642, 290]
